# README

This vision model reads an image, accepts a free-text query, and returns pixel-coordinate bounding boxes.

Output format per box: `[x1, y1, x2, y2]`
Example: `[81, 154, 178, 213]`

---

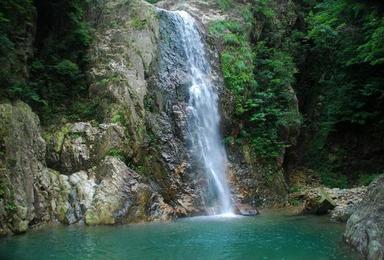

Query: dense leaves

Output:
[0, 0, 92, 123]
[296, 0, 384, 186]
[210, 1, 300, 160]
[212, 0, 384, 186]
[0, 0, 35, 100]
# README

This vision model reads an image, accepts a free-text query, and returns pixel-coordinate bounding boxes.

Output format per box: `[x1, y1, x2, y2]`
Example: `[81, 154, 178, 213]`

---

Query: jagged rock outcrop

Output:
[0, 100, 177, 235]
[0, 101, 70, 234]
[45, 122, 127, 174]
[85, 157, 174, 224]
[344, 175, 384, 260]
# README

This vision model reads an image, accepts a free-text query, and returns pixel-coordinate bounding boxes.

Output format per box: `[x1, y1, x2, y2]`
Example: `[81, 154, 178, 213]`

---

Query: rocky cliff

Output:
[0, 0, 294, 236]
[344, 175, 384, 260]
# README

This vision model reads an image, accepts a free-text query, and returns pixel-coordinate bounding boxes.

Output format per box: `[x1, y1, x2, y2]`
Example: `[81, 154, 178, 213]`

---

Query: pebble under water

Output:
[0, 211, 359, 260]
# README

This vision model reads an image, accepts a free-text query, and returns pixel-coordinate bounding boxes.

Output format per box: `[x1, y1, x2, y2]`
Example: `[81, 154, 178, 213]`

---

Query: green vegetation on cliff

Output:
[210, 0, 300, 161]
[212, 0, 384, 186]
[296, 0, 384, 186]
[0, 0, 93, 123]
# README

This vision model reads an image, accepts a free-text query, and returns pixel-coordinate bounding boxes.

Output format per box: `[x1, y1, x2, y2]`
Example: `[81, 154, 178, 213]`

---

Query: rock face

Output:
[87, 0, 206, 215]
[46, 122, 127, 174]
[85, 157, 174, 224]
[0, 101, 69, 234]
[344, 175, 384, 260]
[0, 101, 176, 235]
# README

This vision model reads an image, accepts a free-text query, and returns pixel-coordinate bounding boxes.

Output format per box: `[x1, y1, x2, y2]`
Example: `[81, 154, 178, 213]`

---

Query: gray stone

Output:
[344, 175, 384, 260]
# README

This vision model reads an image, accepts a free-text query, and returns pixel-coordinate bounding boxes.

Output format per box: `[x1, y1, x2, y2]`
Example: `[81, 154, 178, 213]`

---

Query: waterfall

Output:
[172, 11, 233, 215]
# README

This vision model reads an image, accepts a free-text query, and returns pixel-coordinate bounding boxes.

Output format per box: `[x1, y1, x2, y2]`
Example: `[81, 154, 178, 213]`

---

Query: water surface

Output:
[0, 211, 359, 260]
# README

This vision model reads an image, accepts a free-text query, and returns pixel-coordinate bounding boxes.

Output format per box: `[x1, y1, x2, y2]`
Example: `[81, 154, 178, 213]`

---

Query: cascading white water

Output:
[173, 11, 233, 215]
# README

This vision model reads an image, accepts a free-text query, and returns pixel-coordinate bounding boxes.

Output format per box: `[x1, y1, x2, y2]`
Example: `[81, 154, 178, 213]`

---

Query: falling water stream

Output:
[172, 11, 233, 215]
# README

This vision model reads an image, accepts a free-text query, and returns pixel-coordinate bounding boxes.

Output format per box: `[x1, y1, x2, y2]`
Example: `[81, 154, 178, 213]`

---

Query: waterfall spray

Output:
[172, 11, 233, 215]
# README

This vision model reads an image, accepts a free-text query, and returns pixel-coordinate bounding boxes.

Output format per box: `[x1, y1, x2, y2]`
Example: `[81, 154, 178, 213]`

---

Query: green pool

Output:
[0, 211, 359, 260]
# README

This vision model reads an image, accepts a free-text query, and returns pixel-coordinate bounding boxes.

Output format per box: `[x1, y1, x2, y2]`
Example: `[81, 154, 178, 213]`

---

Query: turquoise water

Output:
[0, 211, 359, 260]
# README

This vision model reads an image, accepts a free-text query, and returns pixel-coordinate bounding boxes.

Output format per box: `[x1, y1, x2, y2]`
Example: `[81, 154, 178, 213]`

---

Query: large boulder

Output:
[0, 101, 72, 234]
[328, 187, 367, 222]
[85, 157, 174, 224]
[344, 175, 384, 260]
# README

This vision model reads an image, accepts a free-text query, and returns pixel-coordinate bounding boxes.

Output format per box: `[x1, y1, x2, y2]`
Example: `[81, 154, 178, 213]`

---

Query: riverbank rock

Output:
[290, 186, 367, 220]
[235, 203, 259, 216]
[344, 175, 384, 260]
[302, 189, 336, 215]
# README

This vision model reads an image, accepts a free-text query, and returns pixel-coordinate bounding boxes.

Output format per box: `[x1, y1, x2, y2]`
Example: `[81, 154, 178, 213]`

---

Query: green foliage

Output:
[288, 198, 302, 206]
[0, 0, 94, 124]
[299, 0, 384, 183]
[107, 148, 126, 161]
[4, 202, 16, 212]
[210, 1, 300, 161]
[319, 170, 348, 188]
[66, 99, 104, 123]
[0, 0, 36, 101]
[357, 173, 381, 186]
[131, 18, 147, 30]
[305, 0, 384, 127]
[288, 185, 302, 193]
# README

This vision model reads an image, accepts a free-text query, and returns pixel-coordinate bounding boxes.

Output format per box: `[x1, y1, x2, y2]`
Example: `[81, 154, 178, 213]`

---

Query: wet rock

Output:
[330, 203, 356, 223]
[0, 101, 79, 234]
[85, 157, 140, 225]
[236, 203, 259, 216]
[344, 175, 384, 260]
[156, 0, 228, 26]
[327, 187, 367, 222]
[227, 146, 289, 208]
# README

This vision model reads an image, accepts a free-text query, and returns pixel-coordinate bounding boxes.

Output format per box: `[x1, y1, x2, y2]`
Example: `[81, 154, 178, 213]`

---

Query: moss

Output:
[106, 148, 126, 161]
[44, 124, 71, 154]
[111, 111, 125, 124]
[131, 17, 147, 30]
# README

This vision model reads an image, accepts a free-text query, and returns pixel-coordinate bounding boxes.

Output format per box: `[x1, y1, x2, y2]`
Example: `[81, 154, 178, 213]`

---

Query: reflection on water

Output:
[0, 211, 359, 260]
